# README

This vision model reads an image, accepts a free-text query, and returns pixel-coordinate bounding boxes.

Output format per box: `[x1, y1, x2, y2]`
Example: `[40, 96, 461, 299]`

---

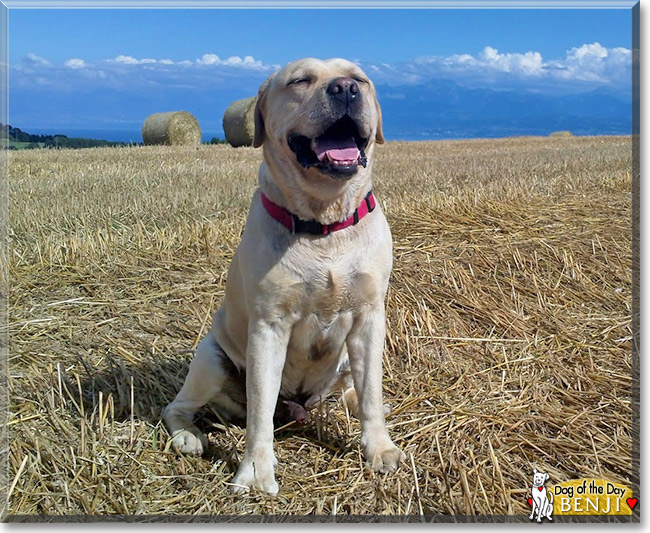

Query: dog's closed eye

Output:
[287, 77, 313, 86]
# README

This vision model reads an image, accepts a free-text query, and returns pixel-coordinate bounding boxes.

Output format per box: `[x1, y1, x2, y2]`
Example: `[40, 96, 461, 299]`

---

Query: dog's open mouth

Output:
[288, 116, 368, 178]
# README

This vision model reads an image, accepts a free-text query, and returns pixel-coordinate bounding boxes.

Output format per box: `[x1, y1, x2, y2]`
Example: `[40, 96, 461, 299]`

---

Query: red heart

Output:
[538, 487, 543, 491]
[527, 498, 533, 507]
[626, 498, 637, 510]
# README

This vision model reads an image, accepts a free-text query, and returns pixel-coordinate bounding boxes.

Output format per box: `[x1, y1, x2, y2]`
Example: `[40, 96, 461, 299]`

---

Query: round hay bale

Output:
[141, 111, 201, 146]
[222, 96, 257, 147]
[549, 130, 574, 138]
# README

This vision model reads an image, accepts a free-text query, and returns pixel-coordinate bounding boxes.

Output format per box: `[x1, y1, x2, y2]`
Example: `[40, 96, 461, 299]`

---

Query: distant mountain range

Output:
[376, 80, 631, 139]
[13, 78, 631, 142]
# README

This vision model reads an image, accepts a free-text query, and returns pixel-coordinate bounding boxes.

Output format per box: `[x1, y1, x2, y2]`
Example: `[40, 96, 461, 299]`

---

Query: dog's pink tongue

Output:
[315, 136, 359, 162]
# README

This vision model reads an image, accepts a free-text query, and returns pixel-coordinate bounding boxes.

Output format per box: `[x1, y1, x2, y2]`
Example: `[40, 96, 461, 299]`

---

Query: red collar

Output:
[261, 190, 376, 236]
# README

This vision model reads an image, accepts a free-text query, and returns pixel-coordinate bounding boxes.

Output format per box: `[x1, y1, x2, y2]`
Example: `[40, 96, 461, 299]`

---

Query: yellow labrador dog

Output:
[163, 58, 404, 494]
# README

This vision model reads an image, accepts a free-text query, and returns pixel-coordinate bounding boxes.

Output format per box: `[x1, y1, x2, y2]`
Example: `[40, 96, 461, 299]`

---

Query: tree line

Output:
[1, 124, 229, 149]
[0, 124, 132, 149]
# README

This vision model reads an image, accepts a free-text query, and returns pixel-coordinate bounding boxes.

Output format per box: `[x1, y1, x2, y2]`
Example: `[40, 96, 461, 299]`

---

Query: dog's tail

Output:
[548, 490, 554, 505]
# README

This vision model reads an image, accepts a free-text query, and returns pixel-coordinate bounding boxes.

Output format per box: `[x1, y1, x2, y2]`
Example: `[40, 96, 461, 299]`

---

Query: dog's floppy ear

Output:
[370, 81, 385, 145]
[253, 73, 275, 148]
[533, 468, 538, 475]
[544, 473, 549, 483]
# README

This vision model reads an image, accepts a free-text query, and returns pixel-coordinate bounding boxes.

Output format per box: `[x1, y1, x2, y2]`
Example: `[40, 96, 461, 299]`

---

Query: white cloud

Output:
[547, 42, 632, 83]
[64, 58, 86, 69]
[478, 46, 544, 75]
[24, 52, 51, 67]
[196, 53, 220, 65]
[106, 52, 270, 70]
[114, 55, 140, 64]
[364, 42, 630, 92]
[196, 53, 265, 69]
[12, 44, 631, 99]
[113, 55, 158, 65]
[571, 42, 608, 60]
[11, 51, 279, 98]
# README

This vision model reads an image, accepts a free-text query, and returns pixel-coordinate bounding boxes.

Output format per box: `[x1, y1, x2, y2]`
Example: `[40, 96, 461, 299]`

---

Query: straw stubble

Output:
[7, 135, 633, 517]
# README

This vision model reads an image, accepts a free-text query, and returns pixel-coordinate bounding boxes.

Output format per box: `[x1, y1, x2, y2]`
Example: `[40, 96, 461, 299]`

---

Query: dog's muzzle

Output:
[287, 115, 369, 179]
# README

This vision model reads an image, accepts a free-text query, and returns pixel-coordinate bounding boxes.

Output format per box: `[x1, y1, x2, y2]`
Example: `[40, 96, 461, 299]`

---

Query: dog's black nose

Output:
[326, 77, 359, 104]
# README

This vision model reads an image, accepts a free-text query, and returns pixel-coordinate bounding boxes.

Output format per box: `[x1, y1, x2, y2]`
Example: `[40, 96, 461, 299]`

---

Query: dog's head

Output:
[532, 468, 549, 488]
[253, 58, 384, 185]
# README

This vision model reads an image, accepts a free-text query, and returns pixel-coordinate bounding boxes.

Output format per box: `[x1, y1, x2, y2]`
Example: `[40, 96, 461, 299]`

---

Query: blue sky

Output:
[8, 6, 635, 137]
[10, 8, 632, 66]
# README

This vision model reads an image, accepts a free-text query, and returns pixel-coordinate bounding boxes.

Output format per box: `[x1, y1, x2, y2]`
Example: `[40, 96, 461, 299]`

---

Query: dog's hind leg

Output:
[163, 334, 242, 455]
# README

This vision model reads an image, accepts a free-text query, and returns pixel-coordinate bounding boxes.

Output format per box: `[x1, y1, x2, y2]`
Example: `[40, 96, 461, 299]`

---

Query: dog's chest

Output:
[288, 308, 351, 360]
[286, 266, 363, 352]
[281, 307, 352, 399]
[277, 266, 370, 391]
[287, 257, 380, 314]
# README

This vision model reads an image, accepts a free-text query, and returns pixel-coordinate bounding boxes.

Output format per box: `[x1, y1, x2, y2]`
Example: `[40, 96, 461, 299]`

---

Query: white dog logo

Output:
[529, 468, 554, 522]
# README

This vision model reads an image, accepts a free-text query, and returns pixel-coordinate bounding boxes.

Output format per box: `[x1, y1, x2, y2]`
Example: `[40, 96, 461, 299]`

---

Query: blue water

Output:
[22, 123, 631, 144]
[24, 128, 227, 144]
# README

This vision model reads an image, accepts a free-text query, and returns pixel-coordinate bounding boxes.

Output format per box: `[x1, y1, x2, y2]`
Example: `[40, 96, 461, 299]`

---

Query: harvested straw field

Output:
[7, 135, 634, 519]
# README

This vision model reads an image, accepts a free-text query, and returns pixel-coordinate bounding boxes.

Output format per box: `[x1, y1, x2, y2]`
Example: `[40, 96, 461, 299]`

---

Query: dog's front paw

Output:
[362, 436, 405, 473]
[170, 428, 207, 456]
[230, 450, 279, 494]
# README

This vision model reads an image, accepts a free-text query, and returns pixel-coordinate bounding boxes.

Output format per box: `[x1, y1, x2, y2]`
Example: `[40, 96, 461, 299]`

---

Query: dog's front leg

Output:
[230, 319, 290, 495]
[347, 305, 405, 473]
